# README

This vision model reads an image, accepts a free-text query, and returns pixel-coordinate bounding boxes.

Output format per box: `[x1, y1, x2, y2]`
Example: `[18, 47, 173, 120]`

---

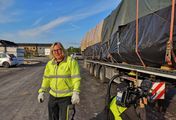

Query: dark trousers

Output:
[48, 95, 72, 120]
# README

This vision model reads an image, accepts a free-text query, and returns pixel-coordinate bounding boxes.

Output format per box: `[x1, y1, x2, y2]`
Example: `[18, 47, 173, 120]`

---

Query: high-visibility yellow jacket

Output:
[110, 97, 127, 120]
[38, 56, 81, 97]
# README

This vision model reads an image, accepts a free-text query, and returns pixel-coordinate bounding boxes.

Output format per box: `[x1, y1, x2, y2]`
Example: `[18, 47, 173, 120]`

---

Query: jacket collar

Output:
[52, 56, 67, 65]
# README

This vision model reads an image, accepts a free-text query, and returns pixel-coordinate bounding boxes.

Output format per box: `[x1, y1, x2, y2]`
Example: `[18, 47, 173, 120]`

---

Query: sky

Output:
[0, 0, 121, 48]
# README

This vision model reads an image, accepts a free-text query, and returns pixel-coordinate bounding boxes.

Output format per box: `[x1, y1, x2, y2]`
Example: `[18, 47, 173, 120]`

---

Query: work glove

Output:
[71, 91, 80, 104]
[38, 92, 44, 103]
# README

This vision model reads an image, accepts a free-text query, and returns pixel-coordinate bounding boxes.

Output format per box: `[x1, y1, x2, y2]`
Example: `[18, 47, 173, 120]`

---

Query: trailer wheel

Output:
[89, 63, 94, 75]
[87, 63, 90, 69]
[94, 64, 100, 78]
[99, 66, 106, 83]
[83, 60, 87, 68]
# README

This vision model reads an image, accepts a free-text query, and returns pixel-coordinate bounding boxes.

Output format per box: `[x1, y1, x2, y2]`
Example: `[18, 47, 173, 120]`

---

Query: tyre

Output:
[83, 60, 87, 68]
[2, 62, 10, 68]
[99, 66, 106, 83]
[94, 64, 100, 78]
[89, 63, 94, 75]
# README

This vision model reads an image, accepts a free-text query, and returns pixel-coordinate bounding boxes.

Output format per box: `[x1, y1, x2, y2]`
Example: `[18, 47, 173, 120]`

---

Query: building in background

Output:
[0, 40, 24, 65]
[37, 44, 51, 56]
[45, 48, 50, 56]
[0, 39, 52, 64]
[17, 43, 52, 57]
[0, 40, 18, 52]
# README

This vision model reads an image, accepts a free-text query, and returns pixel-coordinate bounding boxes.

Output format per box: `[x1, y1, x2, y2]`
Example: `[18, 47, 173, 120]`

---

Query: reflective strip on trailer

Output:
[151, 82, 165, 100]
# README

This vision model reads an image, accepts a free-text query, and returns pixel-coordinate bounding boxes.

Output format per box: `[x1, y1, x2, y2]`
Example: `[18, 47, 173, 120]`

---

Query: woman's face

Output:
[53, 44, 64, 61]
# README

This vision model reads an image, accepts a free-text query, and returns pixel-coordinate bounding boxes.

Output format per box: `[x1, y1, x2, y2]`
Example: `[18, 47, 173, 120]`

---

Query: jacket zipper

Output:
[55, 65, 58, 97]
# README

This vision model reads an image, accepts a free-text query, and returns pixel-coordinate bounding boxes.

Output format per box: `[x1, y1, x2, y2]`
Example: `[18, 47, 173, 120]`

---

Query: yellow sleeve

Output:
[38, 63, 50, 93]
[70, 59, 81, 92]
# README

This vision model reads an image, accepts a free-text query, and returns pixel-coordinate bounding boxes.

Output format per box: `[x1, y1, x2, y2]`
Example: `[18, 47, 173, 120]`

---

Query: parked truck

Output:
[81, 0, 176, 113]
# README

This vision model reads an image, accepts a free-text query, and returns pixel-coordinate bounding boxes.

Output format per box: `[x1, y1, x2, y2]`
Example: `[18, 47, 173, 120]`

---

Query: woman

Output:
[38, 42, 81, 120]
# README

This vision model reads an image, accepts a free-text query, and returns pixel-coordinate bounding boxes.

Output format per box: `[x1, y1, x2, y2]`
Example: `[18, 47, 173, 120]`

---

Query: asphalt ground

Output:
[0, 58, 175, 120]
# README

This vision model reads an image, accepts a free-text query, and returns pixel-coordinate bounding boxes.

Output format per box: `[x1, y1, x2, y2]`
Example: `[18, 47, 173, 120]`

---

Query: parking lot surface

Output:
[0, 58, 175, 120]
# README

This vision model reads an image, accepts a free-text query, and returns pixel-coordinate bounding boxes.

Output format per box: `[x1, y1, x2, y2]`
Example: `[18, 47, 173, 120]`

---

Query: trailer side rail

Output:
[86, 60, 176, 80]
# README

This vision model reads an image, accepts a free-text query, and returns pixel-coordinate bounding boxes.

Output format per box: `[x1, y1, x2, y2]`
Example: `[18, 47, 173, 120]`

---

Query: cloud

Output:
[0, 15, 13, 23]
[0, 0, 20, 23]
[1, 0, 119, 43]
[0, 0, 14, 11]
[18, 1, 116, 37]
[32, 17, 43, 26]
[70, 23, 80, 29]
[18, 16, 73, 38]
[73, 1, 117, 20]
[0, 12, 21, 23]
[59, 23, 80, 32]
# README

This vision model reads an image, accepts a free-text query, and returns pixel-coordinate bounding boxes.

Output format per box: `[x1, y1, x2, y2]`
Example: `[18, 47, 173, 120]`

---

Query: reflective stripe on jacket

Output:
[38, 56, 81, 97]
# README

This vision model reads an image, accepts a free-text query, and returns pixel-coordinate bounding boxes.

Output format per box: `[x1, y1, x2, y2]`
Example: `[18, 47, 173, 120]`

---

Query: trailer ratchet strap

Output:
[165, 0, 176, 65]
[135, 0, 146, 67]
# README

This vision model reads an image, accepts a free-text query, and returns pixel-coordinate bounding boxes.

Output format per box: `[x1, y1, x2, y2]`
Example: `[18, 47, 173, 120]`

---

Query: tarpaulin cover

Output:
[81, 21, 103, 51]
[101, 6, 120, 43]
[109, 5, 176, 67]
[112, 0, 171, 34]
[101, 0, 171, 43]
[84, 43, 101, 60]
[82, 0, 175, 67]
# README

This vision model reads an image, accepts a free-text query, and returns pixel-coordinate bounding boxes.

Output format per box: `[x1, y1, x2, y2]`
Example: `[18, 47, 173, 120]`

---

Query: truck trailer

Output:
[81, 0, 176, 113]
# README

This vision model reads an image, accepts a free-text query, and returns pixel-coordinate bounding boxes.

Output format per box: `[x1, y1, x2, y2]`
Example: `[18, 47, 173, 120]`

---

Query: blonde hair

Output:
[49, 42, 67, 59]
